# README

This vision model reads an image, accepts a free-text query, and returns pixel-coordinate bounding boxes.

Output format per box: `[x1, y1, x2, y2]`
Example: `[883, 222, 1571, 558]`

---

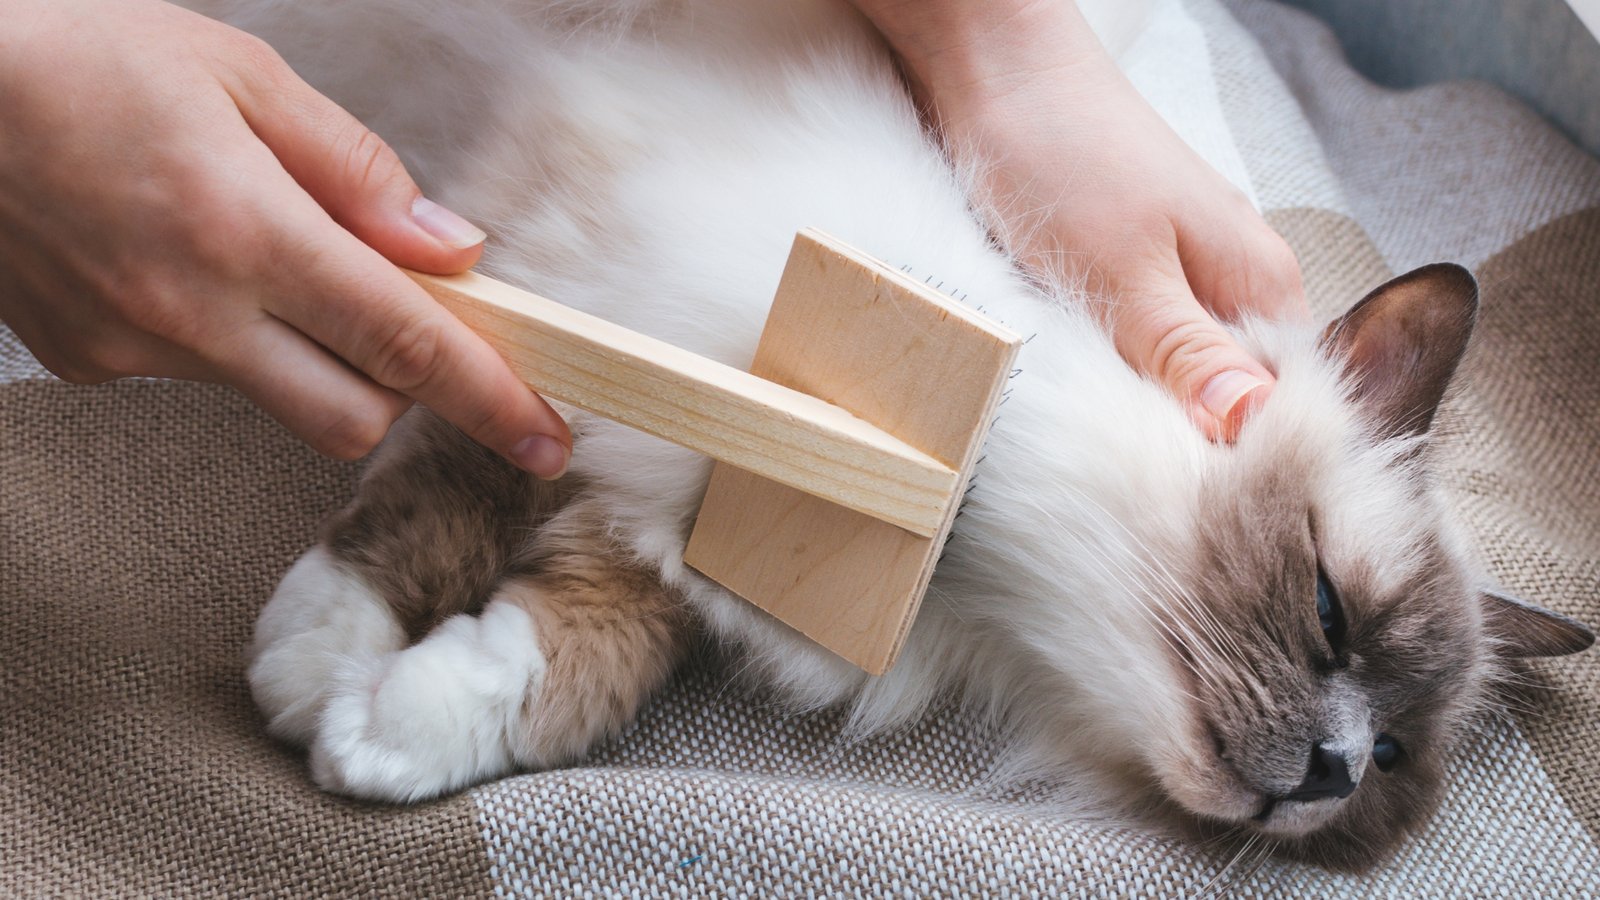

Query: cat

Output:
[208, 0, 1595, 872]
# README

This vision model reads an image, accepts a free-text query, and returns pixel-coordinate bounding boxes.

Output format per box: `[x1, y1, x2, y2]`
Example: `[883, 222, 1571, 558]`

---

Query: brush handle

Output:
[408, 268, 956, 538]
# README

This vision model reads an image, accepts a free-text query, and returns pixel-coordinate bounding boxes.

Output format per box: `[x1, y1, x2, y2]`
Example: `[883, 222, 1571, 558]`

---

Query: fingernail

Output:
[1200, 369, 1267, 423]
[411, 196, 487, 250]
[511, 435, 569, 480]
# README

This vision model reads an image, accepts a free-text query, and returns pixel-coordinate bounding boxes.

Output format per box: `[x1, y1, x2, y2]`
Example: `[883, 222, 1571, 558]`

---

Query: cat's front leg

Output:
[301, 499, 692, 802]
[249, 410, 691, 801]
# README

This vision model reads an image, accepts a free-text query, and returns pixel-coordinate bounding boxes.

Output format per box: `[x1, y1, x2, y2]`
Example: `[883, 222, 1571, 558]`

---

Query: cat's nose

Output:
[1286, 742, 1356, 802]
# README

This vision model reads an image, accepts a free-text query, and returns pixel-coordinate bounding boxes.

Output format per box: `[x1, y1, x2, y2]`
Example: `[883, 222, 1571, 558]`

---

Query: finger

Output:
[1177, 215, 1310, 323]
[258, 200, 572, 477]
[204, 315, 415, 460]
[1109, 276, 1278, 443]
[218, 36, 485, 275]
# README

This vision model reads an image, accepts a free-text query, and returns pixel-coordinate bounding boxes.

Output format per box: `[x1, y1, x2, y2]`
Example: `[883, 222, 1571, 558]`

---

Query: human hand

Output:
[853, 0, 1309, 441]
[0, 0, 571, 476]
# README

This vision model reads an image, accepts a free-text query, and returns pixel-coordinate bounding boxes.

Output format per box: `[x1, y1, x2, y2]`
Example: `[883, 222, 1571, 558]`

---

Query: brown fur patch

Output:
[506, 500, 692, 766]
[322, 409, 573, 642]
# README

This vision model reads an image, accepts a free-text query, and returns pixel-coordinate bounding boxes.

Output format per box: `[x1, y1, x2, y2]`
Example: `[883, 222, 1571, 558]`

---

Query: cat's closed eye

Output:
[1314, 567, 1347, 664]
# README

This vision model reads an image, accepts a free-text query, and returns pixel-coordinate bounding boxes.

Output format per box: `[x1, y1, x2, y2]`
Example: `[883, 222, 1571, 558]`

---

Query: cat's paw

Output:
[247, 546, 406, 745]
[308, 600, 545, 803]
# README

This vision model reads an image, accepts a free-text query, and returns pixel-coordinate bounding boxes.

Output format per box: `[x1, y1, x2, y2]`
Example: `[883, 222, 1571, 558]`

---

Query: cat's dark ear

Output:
[1481, 590, 1595, 658]
[1320, 264, 1478, 437]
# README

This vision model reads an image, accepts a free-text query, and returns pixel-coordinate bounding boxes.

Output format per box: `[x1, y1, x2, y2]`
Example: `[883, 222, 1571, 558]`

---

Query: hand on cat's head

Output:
[0, 0, 571, 478]
[853, 0, 1307, 442]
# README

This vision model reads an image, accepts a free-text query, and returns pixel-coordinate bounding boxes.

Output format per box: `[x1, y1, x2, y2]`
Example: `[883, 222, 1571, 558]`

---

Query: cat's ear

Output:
[1481, 589, 1595, 658]
[1320, 264, 1478, 438]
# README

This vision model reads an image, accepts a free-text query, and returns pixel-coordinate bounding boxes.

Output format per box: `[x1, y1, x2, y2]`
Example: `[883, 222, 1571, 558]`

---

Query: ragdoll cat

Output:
[210, 0, 1595, 872]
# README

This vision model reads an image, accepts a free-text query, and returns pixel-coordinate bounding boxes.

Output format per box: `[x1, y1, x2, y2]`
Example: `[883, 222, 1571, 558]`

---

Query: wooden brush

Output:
[411, 228, 1022, 674]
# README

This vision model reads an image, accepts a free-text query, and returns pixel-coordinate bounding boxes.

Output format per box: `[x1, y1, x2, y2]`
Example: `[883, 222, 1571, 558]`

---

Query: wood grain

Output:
[684, 229, 1022, 674]
[409, 268, 957, 537]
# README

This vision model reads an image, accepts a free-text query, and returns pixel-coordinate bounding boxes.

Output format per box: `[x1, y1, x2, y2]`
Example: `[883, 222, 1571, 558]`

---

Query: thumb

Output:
[1111, 282, 1276, 443]
[224, 47, 484, 274]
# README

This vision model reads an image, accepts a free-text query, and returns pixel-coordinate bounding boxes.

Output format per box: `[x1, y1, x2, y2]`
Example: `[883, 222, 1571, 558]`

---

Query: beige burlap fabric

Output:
[0, 383, 490, 896]
[3, 0, 1597, 895]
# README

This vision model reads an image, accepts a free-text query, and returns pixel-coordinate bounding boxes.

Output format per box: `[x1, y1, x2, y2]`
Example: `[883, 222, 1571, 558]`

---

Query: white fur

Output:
[221, 0, 1485, 824]
[311, 600, 545, 802]
[248, 546, 406, 744]
[250, 550, 549, 801]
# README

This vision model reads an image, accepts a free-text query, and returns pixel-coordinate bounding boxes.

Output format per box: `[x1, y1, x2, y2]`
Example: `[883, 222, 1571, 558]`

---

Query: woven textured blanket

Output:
[3, 0, 1597, 894]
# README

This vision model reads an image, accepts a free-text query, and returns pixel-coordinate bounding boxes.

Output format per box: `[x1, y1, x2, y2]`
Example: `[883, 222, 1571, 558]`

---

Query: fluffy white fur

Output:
[252, 547, 550, 800]
[250, 546, 406, 745]
[310, 599, 545, 801]
[223, 0, 1488, 836]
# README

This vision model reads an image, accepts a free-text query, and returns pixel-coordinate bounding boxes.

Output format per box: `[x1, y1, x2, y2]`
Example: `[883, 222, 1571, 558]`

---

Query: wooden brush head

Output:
[685, 229, 1021, 675]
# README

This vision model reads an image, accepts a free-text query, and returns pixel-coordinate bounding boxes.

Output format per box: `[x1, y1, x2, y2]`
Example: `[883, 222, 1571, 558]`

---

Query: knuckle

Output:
[1226, 186, 1259, 217]
[155, 172, 271, 284]
[368, 315, 446, 392]
[341, 124, 406, 195]
[188, 208, 271, 283]
[259, 224, 331, 284]
[1232, 226, 1301, 297]
[1209, 229, 1305, 318]
[1146, 316, 1228, 391]
[229, 32, 291, 82]
[454, 398, 523, 450]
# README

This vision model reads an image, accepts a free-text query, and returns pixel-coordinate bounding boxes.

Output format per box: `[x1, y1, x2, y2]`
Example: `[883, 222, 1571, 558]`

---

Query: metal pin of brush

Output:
[409, 228, 1022, 674]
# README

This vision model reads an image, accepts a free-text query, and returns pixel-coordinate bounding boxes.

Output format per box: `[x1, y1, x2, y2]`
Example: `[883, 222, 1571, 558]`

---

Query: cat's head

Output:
[1139, 265, 1593, 870]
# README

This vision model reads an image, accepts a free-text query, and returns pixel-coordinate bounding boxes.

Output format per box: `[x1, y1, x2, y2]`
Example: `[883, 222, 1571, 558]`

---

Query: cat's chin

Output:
[1244, 795, 1348, 838]
[1162, 772, 1348, 843]
[1153, 726, 1346, 841]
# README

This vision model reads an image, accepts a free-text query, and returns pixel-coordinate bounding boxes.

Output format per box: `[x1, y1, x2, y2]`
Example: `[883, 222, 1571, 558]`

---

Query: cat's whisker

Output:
[1007, 472, 1252, 673]
[1105, 533, 1239, 664]
[1189, 822, 1246, 852]
[1129, 569, 1249, 677]
[1079, 558, 1227, 697]
[1062, 526, 1241, 694]
[1004, 489, 1228, 700]
[1238, 835, 1278, 887]
[1196, 830, 1258, 899]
